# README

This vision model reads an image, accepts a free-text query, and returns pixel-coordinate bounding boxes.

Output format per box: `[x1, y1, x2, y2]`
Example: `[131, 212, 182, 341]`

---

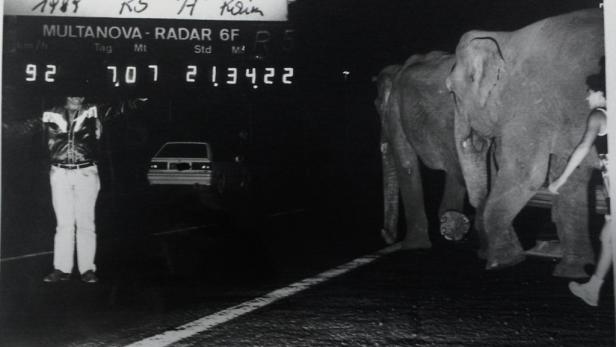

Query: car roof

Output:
[153, 142, 212, 158]
[161, 141, 210, 146]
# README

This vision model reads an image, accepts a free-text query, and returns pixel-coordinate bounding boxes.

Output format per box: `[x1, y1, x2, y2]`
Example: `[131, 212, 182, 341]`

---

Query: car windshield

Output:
[156, 143, 209, 158]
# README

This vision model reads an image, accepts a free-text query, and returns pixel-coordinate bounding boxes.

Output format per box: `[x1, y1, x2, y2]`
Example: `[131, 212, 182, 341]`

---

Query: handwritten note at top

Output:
[31, 0, 82, 14]
[7, 0, 288, 21]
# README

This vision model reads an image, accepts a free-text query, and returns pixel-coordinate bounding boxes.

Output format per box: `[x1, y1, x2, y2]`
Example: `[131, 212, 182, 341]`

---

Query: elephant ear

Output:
[467, 37, 505, 107]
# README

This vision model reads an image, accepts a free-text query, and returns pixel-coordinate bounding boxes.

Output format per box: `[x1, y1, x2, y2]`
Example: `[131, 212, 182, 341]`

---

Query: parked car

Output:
[147, 141, 249, 198]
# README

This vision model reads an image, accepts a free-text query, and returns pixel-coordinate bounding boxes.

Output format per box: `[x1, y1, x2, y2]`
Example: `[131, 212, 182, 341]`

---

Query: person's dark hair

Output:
[586, 56, 606, 93]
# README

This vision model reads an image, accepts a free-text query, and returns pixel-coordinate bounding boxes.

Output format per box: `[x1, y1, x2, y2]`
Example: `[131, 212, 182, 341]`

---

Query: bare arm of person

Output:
[548, 110, 606, 194]
[95, 117, 103, 140]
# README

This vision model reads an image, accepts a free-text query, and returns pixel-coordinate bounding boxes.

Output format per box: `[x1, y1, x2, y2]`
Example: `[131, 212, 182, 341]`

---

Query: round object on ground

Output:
[440, 210, 470, 241]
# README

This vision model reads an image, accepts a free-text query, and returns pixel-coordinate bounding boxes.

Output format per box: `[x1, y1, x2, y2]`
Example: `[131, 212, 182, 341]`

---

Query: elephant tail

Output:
[381, 138, 399, 245]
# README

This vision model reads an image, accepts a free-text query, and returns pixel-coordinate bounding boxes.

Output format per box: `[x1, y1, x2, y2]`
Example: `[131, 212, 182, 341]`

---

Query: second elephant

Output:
[376, 51, 469, 249]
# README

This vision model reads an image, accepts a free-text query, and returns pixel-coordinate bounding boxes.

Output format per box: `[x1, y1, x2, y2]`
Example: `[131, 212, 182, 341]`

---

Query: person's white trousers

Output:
[50, 165, 100, 274]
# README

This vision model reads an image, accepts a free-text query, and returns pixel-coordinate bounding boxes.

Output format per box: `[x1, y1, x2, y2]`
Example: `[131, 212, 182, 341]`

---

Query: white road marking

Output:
[0, 251, 53, 263]
[268, 208, 307, 218]
[152, 224, 217, 236]
[124, 242, 401, 347]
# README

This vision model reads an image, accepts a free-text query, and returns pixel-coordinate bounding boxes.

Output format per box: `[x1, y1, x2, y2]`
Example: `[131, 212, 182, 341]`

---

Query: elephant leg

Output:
[398, 151, 431, 250]
[381, 141, 400, 245]
[438, 172, 466, 215]
[473, 144, 500, 258]
[476, 142, 499, 259]
[551, 164, 595, 278]
[473, 200, 489, 259]
[453, 110, 491, 255]
[484, 137, 550, 270]
[438, 172, 470, 241]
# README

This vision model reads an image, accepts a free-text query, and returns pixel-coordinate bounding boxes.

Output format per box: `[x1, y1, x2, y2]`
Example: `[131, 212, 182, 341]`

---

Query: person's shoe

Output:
[81, 270, 98, 284]
[569, 276, 602, 306]
[43, 269, 70, 283]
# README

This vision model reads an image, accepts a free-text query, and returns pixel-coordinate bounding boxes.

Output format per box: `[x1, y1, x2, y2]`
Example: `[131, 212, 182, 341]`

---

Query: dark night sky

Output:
[289, 0, 602, 81]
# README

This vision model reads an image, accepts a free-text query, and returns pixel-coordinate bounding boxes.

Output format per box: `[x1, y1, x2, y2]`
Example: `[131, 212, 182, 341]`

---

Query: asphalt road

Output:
[179, 249, 615, 347]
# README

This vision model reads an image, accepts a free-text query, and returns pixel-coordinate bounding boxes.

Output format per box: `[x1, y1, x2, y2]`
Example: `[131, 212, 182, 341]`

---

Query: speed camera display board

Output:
[3, 0, 296, 95]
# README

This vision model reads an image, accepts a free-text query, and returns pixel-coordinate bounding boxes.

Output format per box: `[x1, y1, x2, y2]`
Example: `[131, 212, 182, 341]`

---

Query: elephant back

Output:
[393, 52, 459, 172]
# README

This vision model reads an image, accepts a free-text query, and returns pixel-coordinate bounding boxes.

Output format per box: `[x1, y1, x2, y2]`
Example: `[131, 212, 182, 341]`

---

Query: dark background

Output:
[290, 0, 600, 81]
[1, 2, 612, 346]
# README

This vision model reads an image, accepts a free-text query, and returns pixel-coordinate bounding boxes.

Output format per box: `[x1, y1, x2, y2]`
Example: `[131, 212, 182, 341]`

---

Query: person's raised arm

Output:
[548, 111, 606, 194]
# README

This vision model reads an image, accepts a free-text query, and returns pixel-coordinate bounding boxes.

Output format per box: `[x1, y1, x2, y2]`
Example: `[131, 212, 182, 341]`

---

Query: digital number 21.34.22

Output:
[106, 65, 294, 87]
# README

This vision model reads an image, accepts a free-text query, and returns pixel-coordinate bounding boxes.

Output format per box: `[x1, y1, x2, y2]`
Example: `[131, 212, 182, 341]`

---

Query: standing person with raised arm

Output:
[42, 97, 102, 284]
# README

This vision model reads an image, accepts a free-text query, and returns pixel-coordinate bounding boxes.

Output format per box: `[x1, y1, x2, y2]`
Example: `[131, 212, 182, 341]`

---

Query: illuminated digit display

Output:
[125, 66, 137, 84]
[25, 64, 58, 82]
[107, 66, 119, 86]
[6, 2, 297, 94]
[186, 65, 197, 83]
[45, 65, 57, 82]
[27, 64, 295, 89]
[226, 67, 238, 85]
[263, 68, 275, 85]
[25, 64, 37, 81]
[211, 66, 218, 86]
[245, 68, 257, 85]
[148, 65, 158, 82]
[282, 67, 294, 84]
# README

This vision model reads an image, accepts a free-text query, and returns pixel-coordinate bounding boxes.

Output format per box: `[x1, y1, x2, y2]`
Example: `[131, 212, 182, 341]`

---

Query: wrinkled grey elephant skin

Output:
[375, 51, 467, 249]
[447, 9, 604, 278]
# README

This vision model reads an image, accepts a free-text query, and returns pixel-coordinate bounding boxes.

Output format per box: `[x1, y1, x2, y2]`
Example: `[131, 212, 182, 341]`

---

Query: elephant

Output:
[446, 8, 604, 278]
[375, 51, 469, 249]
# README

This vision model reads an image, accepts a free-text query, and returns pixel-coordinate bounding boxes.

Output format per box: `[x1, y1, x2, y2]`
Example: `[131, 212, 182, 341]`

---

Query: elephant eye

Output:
[469, 74, 475, 82]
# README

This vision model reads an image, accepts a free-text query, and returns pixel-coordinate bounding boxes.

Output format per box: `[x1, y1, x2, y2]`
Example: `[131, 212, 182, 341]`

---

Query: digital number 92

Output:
[25, 64, 56, 82]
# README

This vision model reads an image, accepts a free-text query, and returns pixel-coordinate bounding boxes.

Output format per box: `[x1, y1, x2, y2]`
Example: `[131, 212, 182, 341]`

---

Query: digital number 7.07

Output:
[107, 65, 158, 86]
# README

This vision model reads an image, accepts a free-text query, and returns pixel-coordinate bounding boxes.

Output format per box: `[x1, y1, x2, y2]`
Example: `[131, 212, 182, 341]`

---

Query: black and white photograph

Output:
[1, 0, 615, 345]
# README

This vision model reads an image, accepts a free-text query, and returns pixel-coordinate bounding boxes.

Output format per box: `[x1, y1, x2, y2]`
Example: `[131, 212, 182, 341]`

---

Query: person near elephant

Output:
[549, 87, 609, 306]
[445, 9, 603, 277]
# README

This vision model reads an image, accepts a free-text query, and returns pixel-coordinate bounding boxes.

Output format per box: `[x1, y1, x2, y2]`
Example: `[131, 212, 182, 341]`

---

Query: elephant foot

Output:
[552, 257, 593, 279]
[439, 211, 471, 241]
[380, 228, 398, 245]
[475, 230, 488, 260]
[485, 242, 525, 270]
[401, 236, 432, 250]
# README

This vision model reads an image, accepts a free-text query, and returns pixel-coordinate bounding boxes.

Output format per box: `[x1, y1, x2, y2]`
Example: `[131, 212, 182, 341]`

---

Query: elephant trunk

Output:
[453, 105, 490, 209]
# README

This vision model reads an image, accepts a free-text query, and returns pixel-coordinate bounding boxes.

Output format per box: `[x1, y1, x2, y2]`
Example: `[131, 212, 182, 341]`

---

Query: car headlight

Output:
[149, 162, 167, 170]
[192, 162, 212, 170]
